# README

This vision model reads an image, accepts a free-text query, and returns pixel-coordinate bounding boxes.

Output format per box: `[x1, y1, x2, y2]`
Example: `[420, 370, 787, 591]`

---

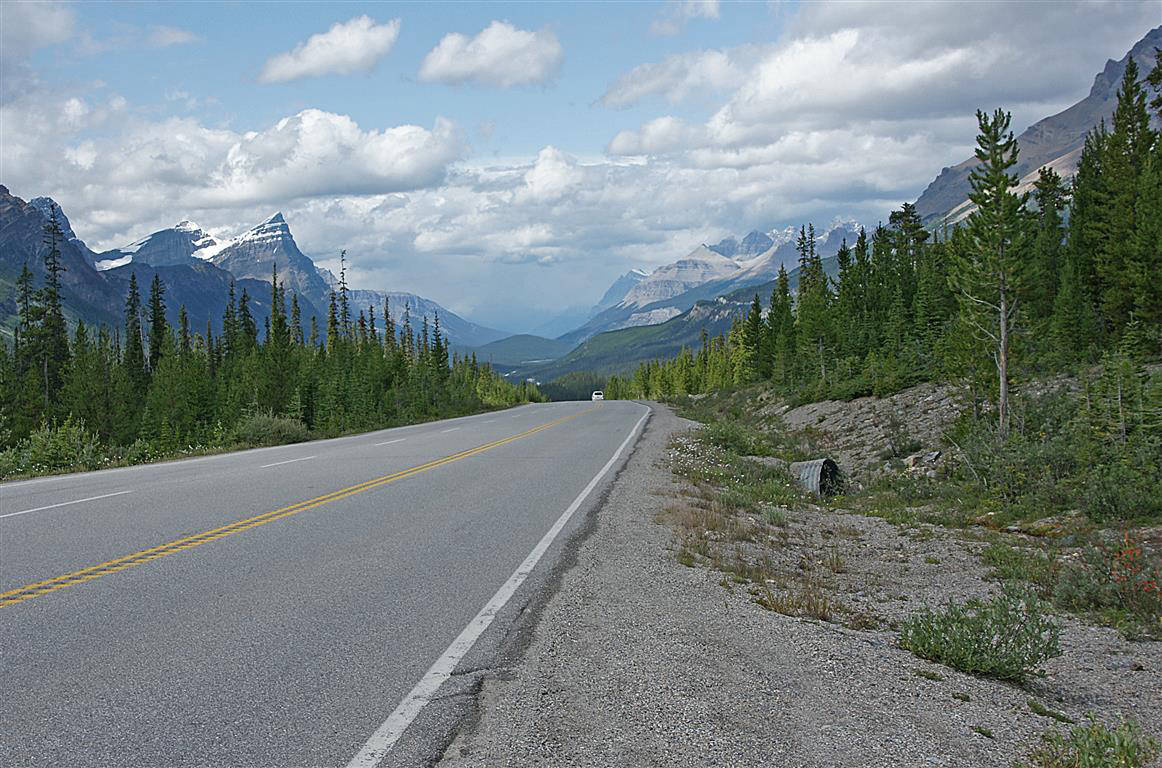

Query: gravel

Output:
[438, 403, 1161, 768]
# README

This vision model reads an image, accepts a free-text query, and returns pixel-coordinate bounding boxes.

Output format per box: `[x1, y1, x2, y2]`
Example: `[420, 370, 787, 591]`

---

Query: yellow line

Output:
[0, 409, 593, 608]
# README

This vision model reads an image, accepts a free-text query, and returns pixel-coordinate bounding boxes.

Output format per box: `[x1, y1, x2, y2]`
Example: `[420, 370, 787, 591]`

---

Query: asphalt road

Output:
[0, 399, 650, 768]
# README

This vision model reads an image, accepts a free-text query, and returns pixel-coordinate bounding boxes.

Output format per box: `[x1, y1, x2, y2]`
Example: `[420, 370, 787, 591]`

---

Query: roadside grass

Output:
[897, 586, 1062, 683]
[1016, 717, 1159, 768]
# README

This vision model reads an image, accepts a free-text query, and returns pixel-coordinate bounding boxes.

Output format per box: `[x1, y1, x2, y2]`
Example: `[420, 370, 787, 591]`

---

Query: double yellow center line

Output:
[0, 408, 593, 609]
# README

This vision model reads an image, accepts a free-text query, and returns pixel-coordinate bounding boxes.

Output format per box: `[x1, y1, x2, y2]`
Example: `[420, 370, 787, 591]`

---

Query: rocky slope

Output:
[915, 25, 1162, 226]
[0, 187, 121, 334]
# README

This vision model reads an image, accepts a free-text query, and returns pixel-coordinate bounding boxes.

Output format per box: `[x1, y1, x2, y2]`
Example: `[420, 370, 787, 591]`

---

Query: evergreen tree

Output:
[770, 265, 796, 389]
[36, 205, 71, 408]
[338, 250, 351, 338]
[147, 273, 167, 371]
[239, 288, 257, 349]
[742, 294, 765, 380]
[950, 108, 1031, 438]
[222, 281, 239, 358]
[123, 273, 147, 398]
[795, 223, 831, 383]
[1052, 126, 1106, 359]
[1131, 49, 1162, 333]
[178, 306, 191, 355]
[290, 293, 303, 345]
[1029, 166, 1068, 324]
[1097, 58, 1153, 333]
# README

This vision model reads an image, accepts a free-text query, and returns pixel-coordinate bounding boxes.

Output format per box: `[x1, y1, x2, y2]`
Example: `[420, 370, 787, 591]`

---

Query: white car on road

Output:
[591, 390, 604, 401]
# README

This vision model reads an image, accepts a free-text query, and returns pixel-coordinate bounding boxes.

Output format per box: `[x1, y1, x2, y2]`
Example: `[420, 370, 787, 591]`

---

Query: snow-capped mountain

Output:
[9, 202, 505, 348]
[619, 245, 741, 309]
[95, 220, 221, 271]
[200, 213, 332, 311]
[590, 267, 650, 316]
[559, 221, 861, 345]
[708, 230, 774, 261]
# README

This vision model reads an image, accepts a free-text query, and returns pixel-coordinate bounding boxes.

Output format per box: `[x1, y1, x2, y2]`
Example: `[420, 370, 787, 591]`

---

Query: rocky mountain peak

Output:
[28, 197, 80, 243]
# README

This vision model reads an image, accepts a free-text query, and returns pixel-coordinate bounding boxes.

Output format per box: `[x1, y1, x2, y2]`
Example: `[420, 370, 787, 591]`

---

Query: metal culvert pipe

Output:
[789, 458, 841, 496]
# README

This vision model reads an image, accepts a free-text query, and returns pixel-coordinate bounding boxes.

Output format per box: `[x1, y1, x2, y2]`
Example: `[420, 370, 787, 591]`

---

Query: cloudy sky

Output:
[1, 1, 1157, 332]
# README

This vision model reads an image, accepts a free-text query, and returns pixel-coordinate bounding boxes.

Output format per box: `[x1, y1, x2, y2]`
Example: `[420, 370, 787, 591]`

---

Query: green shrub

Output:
[0, 447, 19, 478]
[123, 438, 161, 466]
[701, 421, 772, 456]
[898, 586, 1062, 682]
[231, 410, 309, 447]
[0, 417, 104, 477]
[1017, 717, 1159, 768]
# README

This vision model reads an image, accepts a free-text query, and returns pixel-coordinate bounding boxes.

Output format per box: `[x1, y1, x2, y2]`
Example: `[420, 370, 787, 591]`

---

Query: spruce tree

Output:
[123, 273, 147, 398]
[39, 204, 71, 407]
[1097, 58, 1153, 333]
[147, 273, 167, 371]
[178, 306, 190, 355]
[338, 250, 351, 338]
[239, 288, 257, 349]
[742, 294, 765, 380]
[1052, 126, 1105, 359]
[1131, 48, 1162, 333]
[1029, 166, 1068, 324]
[950, 108, 1030, 438]
[770, 264, 796, 389]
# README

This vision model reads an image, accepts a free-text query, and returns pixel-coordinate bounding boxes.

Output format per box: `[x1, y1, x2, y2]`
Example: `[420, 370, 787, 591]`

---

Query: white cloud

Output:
[259, 16, 400, 83]
[601, 47, 758, 108]
[607, 116, 706, 155]
[0, 1, 74, 57]
[1, 83, 463, 244]
[650, 0, 720, 36]
[203, 110, 462, 205]
[517, 146, 583, 202]
[148, 25, 200, 47]
[418, 21, 563, 88]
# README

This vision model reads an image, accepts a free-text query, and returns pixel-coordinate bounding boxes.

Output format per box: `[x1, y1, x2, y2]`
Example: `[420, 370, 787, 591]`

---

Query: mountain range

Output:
[0, 189, 507, 349]
[560, 221, 859, 346]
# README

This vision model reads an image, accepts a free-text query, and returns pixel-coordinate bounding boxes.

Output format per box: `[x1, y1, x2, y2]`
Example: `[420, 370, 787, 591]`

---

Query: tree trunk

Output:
[997, 283, 1009, 439]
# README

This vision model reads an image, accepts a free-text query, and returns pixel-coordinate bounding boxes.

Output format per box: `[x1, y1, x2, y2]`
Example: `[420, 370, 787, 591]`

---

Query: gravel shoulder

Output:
[437, 403, 1161, 768]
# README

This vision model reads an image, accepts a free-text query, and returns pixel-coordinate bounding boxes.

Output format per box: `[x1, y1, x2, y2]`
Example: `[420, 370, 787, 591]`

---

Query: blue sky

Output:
[3, 1, 1158, 331]
[30, 2, 781, 158]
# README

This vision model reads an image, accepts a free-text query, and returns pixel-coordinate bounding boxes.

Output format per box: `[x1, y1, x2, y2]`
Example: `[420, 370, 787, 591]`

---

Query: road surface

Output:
[0, 400, 650, 767]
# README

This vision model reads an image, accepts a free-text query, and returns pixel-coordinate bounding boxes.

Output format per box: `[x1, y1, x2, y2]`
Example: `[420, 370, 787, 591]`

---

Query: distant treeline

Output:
[1, 238, 542, 474]
[607, 55, 1162, 428]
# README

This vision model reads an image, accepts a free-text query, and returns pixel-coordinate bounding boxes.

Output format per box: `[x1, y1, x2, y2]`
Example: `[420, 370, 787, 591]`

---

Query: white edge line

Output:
[440, 427, 460, 433]
[375, 439, 406, 447]
[260, 456, 315, 469]
[345, 405, 650, 768]
[0, 490, 134, 520]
